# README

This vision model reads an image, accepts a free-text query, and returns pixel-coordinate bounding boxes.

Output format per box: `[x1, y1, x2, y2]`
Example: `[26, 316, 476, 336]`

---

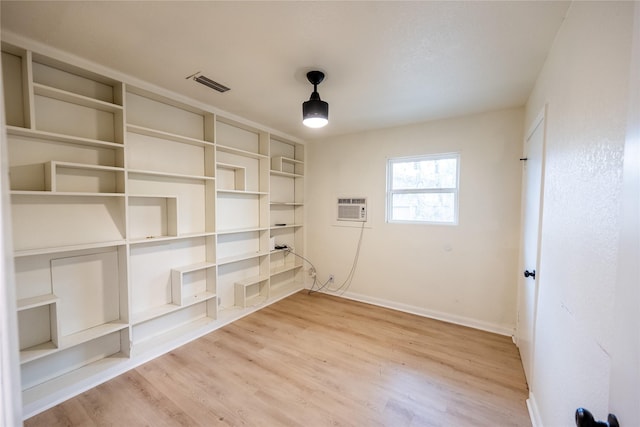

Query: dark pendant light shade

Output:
[302, 71, 329, 128]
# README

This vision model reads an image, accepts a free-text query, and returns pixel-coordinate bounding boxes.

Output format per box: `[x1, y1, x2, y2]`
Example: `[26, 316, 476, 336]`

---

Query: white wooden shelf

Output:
[132, 304, 180, 325]
[57, 322, 128, 351]
[128, 168, 215, 182]
[234, 274, 269, 308]
[270, 224, 303, 229]
[269, 202, 304, 206]
[20, 321, 128, 365]
[217, 251, 269, 265]
[46, 161, 123, 173]
[270, 170, 304, 178]
[6, 126, 124, 149]
[128, 194, 178, 240]
[127, 232, 216, 245]
[216, 226, 268, 235]
[244, 294, 268, 307]
[131, 316, 216, 357]
[269, 278, 305, 298]
[4, 41, 306, 416]
[216, 189, 268, 195]
[177, 291, 217, 308]
[271, 155, 303, 170]
[216, 144, 268, 160]
[44, 161, 125, 193]
[216, 162, 246, 191]
[19, 341, 58, 365]
[235, 274, 270, 287]
[10, 191, 125, 198]
[127, 124, 214, 147]
[34, 83, 123, 113]
[17, 294, 59, 311]
[131, 290, 216, 325]
[270, 264, 303, 276]
[14, 240, 127, 258]
[171, 262, 216, 307]
[22, 353, 128, 416]
[270, 247, 295, 254]
[171, 261, 216, 273]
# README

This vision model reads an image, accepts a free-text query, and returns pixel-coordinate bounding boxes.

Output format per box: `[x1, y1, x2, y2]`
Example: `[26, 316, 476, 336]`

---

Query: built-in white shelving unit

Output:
[2, 39, 305, 418]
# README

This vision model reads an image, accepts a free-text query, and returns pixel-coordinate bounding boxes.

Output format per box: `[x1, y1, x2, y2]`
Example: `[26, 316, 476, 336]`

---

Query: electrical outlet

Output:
[309, 267, 316, 277]
[328, 274, 334, 283]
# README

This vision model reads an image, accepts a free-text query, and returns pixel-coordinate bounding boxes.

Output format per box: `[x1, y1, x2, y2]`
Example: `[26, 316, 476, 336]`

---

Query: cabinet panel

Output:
[131, 303, 211, 345]
[8, 134, 121, 192]
[129, 238, 209, 318]
[217, 258, 263, 308]
[14, 255, 55, 300]
[270, 175, 295, 204]
[51, 251, 121, 336]
[171, 262, 216, 307]
[35, 96, 117, 142]
[217, 231, 261, 260]
[269, 204, 298, 226]
[128, 196, 178, 240]
[127, 92, 204, 140]
[128, 174, 207, 235]
[216, 120, 260, 153]
[269, 227, 297, 250]
[217, 151, 260, 192]
[217, 193, 260, 231]
[32, 61, 115, 104]
[11, 195, 126, 251]
[127, 132, 207, 177]
[270, 138, 297, 159]
[21, 332, 122, 390]
[18, 305, 55, 351]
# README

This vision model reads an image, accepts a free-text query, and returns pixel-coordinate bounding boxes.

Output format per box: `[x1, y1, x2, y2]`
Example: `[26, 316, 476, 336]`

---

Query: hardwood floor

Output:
[25, 292, 531, 426]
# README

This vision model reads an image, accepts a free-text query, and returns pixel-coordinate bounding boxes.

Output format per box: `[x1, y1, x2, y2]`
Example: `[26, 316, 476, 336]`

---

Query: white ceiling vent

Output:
[186, 72, 230, 93]
[337, 197, 367, 222]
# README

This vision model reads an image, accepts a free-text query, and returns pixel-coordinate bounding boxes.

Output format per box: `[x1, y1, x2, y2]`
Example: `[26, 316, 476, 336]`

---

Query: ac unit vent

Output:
[337, 197, 367, 222]
[194, 75, 230, 92]
[186, 72, 231, 93]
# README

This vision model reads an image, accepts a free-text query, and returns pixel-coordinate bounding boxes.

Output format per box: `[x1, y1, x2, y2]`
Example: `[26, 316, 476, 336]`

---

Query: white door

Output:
[607, 3, 640, 424]
[517, 107, 546, 386]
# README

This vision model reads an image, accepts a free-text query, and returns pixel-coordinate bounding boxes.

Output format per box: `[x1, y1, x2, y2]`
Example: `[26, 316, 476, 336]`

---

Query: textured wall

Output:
[524, 2, 634, 425]
[306, 108, 524, 334]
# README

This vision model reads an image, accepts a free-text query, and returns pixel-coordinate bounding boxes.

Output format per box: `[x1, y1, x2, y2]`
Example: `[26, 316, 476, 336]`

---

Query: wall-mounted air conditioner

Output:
[337, 197, 367, 222]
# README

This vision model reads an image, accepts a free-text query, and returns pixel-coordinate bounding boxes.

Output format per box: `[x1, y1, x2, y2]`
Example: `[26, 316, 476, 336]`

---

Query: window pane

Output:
[392, 158, 457, 190]
[391, 192, 455, 223]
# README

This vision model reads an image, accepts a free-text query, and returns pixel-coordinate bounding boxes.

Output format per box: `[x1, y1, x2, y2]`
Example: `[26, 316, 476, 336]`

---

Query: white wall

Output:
[306, 108, 524, 335]
[524, 2, 634, 425]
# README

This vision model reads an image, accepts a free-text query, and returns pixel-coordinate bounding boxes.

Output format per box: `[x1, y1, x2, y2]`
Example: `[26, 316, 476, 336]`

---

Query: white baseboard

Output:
[317, 288, 515, 337]
[527, 392, 543, 427]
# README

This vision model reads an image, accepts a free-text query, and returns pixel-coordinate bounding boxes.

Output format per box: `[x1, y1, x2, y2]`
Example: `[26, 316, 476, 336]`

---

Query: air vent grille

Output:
[188, 73, 230, 93]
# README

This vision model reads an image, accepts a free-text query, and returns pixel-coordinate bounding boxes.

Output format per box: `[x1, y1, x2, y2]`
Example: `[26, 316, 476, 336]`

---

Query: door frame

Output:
[516, 104, 547, 386]
[608, 2, 640, 423]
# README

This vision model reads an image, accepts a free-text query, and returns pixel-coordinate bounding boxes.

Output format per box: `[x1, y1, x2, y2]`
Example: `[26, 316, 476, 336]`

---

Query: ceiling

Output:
[1, 1, 570, 141]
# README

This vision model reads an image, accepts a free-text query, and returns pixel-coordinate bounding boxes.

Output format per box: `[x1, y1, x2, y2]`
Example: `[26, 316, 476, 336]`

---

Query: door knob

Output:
[575, 408, 619, 427]
[524, 270, 536, 279]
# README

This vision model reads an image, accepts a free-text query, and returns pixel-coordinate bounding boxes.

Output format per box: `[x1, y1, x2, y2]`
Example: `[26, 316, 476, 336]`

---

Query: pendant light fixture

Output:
[302, 70, 329, 128]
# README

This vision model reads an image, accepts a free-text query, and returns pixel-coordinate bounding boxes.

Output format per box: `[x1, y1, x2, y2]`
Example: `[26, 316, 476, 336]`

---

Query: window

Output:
[386, 153, 460, 224]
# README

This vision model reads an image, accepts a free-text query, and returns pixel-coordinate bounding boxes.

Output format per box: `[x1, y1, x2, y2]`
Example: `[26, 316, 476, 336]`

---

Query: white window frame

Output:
[386, 153, 460, 225]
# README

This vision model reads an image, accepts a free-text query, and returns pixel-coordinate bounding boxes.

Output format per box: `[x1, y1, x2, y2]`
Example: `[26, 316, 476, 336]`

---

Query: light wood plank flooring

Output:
[25, 291, 530, 426]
